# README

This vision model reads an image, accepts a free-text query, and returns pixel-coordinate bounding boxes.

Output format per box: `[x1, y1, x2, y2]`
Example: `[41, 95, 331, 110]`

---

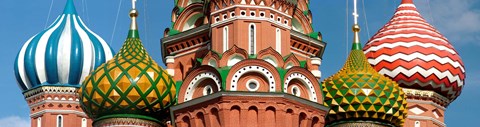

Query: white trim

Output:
[407, 115, 445, 127]
[230, 66, 276, 92]
[184, 72, 221, 101]
[211, 16, 291, 29]
[406, 99, 446, 110]
[56, 115, 63, 127]
[222, 14, 228, 21]
[284, 73, 317, 102]
[276, 28, 281, 53]
[230, 12, 236, 18]
[246, 79, 260, 91]
[30, 109, 88, 118]
[211, 5, 292, 19]
[415, 121, 421, 127]
[167, 69, 175, 76]
[249, 23, 256, 55]
[310, 70, 321, 78]
[223, 26, 229, 52]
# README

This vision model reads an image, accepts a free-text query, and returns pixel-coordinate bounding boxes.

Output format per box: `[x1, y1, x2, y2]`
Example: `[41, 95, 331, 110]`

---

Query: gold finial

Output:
[351, 0, 362, 50]
[128, 0, 139, 38]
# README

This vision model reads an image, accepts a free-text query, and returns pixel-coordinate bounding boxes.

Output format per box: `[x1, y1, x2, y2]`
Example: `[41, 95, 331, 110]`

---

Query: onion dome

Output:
[322, 25, 407, 127]
[14, 0, 114, 92]
[363, 0, 465, 101]
[79, 7, 176, 123]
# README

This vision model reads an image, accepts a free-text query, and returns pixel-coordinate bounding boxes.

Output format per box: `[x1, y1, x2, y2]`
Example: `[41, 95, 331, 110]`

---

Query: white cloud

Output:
[415, 0, 480, 45]
[0, 116, 30, 127]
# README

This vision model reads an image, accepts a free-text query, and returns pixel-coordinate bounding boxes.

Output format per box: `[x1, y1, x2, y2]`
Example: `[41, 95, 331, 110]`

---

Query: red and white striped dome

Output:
[363, 0, 466, 101]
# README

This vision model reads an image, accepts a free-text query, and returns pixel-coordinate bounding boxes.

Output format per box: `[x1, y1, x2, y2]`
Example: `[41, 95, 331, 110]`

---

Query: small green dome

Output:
[79, 9, 176, 123]
[321, 25, 407, 127]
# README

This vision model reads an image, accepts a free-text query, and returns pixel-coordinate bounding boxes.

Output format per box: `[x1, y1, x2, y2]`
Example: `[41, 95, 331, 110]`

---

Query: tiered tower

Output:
[13, 0, 114, 127]
[321, 3, 407, 127]
[363, 0, 466, 127]
[79, 1, 176, 127]
[161, 0, 328, 126]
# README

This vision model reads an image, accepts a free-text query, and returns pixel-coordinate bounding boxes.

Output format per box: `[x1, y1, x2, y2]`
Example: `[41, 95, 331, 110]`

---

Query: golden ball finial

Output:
[352, 24, 360, 32]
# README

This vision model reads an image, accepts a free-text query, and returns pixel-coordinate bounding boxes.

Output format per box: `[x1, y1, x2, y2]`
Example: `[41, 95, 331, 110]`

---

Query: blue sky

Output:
[0, 0, 479, 126]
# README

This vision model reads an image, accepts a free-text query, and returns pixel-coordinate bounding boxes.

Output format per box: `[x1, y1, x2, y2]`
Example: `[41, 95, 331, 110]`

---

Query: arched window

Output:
[56, 115, 63, 127]
[276, 28, 281, 53]
[223, 26, 229, 52]
[249, 23, 256, 55]
[37, 117, 41, 127]
[81, 118, 87, 127]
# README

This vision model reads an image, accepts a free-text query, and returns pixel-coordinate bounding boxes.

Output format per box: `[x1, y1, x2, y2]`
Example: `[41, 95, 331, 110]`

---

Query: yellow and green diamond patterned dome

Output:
[322, 25, 407, 127]
[79, 9, 176, 123]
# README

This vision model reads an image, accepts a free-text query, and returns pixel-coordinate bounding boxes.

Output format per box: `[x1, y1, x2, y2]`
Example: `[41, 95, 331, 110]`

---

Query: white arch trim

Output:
[184, 72, 222, 101]
[230, 65, 276, 92]
[284, 73, 317, 102]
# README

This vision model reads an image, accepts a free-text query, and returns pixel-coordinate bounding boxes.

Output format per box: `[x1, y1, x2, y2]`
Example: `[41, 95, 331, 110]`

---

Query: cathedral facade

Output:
[13, 0, 465, 127]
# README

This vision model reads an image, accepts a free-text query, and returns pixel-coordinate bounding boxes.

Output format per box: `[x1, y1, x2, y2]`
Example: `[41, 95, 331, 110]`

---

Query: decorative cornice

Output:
[94, 117, 162, 127]
[30, 109, 87, 118]
[23, 86, 78, 99]
[407, 115, 446, 127]
[402, 88, 451, 107]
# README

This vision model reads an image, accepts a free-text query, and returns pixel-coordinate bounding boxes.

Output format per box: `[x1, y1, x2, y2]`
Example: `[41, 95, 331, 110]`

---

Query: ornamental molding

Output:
[184, 72, 222, 101]
[23, 86, 78, 98]
[230, 65, 276, 92]
[402, 88, 450, 107]
[30, 109, 87, 118]
[211, 5, 293, 19]
[284, 73, 317, 102]
[407, 115, 446, 127]
[94, 117, 161, 127]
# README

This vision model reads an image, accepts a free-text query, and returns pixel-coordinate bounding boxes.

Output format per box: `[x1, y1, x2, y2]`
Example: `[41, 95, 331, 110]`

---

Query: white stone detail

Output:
[167, 69, 175, 76]
[230, 66, 276, 92]
[311, 70, 321, 78]
[409, 107, 426, 115]
[184, 72, 221, 101]
[284, 73, 317, 102]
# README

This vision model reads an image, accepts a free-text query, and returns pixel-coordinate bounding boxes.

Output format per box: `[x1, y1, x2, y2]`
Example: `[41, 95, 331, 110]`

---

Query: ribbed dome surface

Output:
[79, 10, 176, 122]
[14, 0, 114, 92]
[322, 26, 407, 127]
[363, 0, 465, 101]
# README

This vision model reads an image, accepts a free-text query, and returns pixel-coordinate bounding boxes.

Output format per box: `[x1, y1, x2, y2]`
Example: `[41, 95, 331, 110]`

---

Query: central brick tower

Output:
[160, 0, 328, 127]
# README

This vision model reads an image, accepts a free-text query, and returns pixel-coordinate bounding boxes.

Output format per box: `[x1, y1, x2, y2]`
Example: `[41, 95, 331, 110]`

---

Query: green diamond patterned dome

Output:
[321, 25, 407, 127]
[79, 9, 176, 123]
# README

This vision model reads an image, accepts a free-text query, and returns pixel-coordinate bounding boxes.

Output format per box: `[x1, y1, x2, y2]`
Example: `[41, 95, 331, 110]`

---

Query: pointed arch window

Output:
[57, 115, 63, 127]
[249, 23, 256, 55]
[276, 28, 281, 53]
[223, 26, 229, 52]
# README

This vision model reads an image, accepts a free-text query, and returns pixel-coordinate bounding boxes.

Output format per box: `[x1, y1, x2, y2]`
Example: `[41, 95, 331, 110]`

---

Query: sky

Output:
[0, 0, 479, 126]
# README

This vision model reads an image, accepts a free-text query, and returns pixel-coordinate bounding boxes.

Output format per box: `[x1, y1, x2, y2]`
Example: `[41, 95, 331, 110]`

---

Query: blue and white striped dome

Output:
[14, 0, 114, 92]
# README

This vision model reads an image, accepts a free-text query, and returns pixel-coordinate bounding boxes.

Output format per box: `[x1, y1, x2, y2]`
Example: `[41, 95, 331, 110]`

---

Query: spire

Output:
[351, 0, 361, 50]
[63, 0, 77, 14]
[128, 0, 139, 38]
[402, 0, 414, 4]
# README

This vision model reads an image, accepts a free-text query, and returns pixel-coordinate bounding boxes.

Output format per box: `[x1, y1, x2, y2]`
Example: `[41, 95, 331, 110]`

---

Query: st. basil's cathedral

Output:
[13, 0, 465, 127]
